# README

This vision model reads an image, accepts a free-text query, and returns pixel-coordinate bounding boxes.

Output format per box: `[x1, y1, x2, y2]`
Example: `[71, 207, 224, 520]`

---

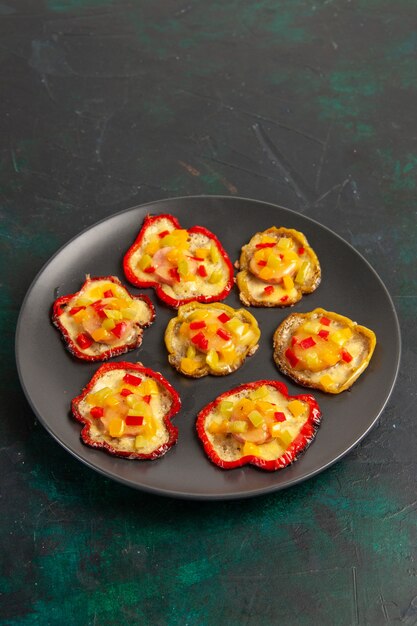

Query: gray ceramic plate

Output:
[16, 196, 401, 500]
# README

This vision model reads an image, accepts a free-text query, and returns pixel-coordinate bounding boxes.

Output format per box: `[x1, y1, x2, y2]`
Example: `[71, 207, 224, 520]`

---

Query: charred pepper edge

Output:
[236, 227, 321, 308]
[122, 213, 235, 308]
[51, 275, 156, 362]
[71, 361, 181, 460]
[273, 308, 377, 394]
[196, 379, 322, 471]
[164, 301, 261, 378]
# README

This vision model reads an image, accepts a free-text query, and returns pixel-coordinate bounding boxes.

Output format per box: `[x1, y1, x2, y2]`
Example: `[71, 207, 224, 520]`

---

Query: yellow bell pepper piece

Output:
[91, 327, 111, 342]
[145, 240, 160, 256]
[283, 275, 294, 291]
[287, 400, 306, 418]
[242, 441, 260, 457]
[109, 417, 125, 437]
[139, 379, 159, 395]
[180, 357, 201, 375]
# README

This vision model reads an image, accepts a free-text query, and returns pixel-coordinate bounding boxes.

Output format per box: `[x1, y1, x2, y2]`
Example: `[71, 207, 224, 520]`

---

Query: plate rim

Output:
[15, 194, 402, 500]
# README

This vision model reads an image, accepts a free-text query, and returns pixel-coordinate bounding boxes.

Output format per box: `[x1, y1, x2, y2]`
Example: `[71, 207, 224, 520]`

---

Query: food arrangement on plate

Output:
[50, 212, 377, 472]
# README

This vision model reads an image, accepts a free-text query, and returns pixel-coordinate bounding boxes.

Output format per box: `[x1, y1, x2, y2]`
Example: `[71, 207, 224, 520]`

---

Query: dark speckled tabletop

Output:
[1, 1, 416, 624]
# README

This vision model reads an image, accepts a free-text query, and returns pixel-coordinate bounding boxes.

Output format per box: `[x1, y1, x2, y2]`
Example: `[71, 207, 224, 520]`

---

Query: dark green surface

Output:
[1, 1, 416, 624]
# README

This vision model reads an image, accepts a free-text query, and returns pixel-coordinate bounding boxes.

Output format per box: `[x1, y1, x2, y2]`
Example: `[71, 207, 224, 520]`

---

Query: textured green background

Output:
[1, 1, 416, 624]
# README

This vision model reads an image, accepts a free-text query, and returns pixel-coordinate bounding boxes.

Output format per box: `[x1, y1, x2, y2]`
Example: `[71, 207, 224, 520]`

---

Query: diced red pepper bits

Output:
[191, 332, 209, 351]
[190, 320, 206, 330]
[318, 329, 329, 340]
[188, 255, 204, 261]
[90, 406, 104, 419]
[142, 395, 152, 404]
[197, 265, 208, 277]
[274, 412, 286, 422]
[280, 295, 289, 302]
[341, 349, 353, 363]
[125, 415, 144, 426]
[279, 254, 284, 260]
[285, 348, 299, 367]
[257, 260, 267, 267]
[69, 306, 85, 316]
[123, 373, 142, 386]
[217, 313, 231, 324]
[264, 285, 274, 295]
[158, 230, 170, 238]
[298, 247, 305, 255]
[216, 328, 232, 341]
[300, 336, 316, 350]
[76, 333, 93, 349]
[144, 266, 155, 274]
[255, 242, 276, 249]
[320, 316, 331, 326]
[103, 289, 114, 298]
[169, 267, 180, 282]
[91, 300, 107, 319]
[120, 388, 133, 397]
[291, 336, 299, 346]
[111, 322, 127, 338]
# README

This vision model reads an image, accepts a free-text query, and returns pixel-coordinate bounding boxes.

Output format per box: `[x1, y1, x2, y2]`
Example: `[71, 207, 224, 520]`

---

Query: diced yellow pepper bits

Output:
[225, 318, 246, 337]
[109, 417, 125, 437]
[260, 236, 276, 244]
[283, 275, 294, 291]
[267, 253, 280, 269]
[249, 385, 269, 400]
[234, 398, 256, 417]
[208, 420, 228, 435]
[104, 309, 123, 320]
[87, 286, 105, 300]
[86, 387, 113, 405]
[320, 374, 335, 388]
[105, 394, 120, 407]
[287, 400, 306, 418]
[295, 261, 310, 284]
[208, 270, 223, 284]
[248, 410, 264, 428]
[218, 346, 237, 365]
[228, 420, 248, 433]
[166, 249, 180, 263]
[138, 254, 153, 270]
[206, 349, 220, 369]
[75, 296, 93, 307]
[270, 423, 284, 438]
[139, 379, 159, 395]
[72, 308, 89, 323]
[242, 441, 260, 456]
[121, 307, 138, 320]
[195, 247, 209, 258]
[258, 267, 275, 281]
[276, 430, 293, 448]
[186, 344, 196, 359]
[219, 400, 234, 419]
[145, 240, 160, 256]
[210, 243, 220, 263]
[135, 435, 147, 449]
[180, 357, 201, 375]
[142, 416, 157, 438]
[277, 237, 292, 250]
[329, 327, 353, 346]
[91, 327, 111, 342]
[255, 401, 276, 417]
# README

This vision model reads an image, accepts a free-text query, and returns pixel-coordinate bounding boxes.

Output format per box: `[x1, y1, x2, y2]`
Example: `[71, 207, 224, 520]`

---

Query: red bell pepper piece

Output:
[144, 266, 155, 273]
[280, 295, 289, 302]
[255, 242, 276, 249]
[299, 336, 316, 350]
[125, 415, 144, 426]
[90, 406, 104, 419]
[69, 306, 85, 316]
[190, 320, 206, 330]
[111, 322, 127, 339]
[274, 412, 286, 422]
[298, 247, 305, 255]
[341, 349, 353, 363]
[120, 388, 133, 397]
[320, 316, 331, 326]
[158, 230, 170, 238]
[318, 329, 329, 340]
[169, 267, 180, 282]
[197, 265, 208, 277]
[103, 289, 114, 298]
[71, 362, 181, 460]
[123, 373, 142, 386]
[216, 328, 232, 341]
[191, 332, 209, 351]
[142, 395, 152, 404]
[217, 312, 231, 324]
[264, 285, 274, 295]
[196, 379, 321, 471]
[285, 348, 299, 367]
[257, 260, 267, 267]
[76, 333, 93, 349]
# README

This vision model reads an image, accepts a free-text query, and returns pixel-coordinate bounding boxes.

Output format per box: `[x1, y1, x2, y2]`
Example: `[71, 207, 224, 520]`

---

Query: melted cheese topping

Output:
[204, 385, 310, 463]
[77, 369, 173, 455]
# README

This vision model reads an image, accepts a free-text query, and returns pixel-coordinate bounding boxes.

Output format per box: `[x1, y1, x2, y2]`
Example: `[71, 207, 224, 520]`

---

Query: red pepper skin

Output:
[122, 214, 234, 308]
[52, 275, 155, 362]
[72, 362, 181, 460]
[196, 380, 321, 471]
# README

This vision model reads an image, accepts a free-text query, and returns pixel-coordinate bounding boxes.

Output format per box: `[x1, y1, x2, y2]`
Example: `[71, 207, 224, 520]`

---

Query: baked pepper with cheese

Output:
[72, 362, 181, 459]
[123, 213, 234, 308]
[52, 275, 155, 361]
[196, 380, 321, 471]
[273, 308, 376, 393]
[236, 227, 321, 307]
[165, 301, 260, 377]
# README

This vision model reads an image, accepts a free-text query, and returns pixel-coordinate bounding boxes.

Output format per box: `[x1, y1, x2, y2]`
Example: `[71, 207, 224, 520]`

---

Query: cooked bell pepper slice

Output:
[52, 275, 155, 362]
[273, 307, 377, 393]
[123, 213, 234, 308]
[164, 301, 261, 378]
[236, 226, 321, 308]
[71, 362, 181, 460]
[196, 380, 321, 471]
